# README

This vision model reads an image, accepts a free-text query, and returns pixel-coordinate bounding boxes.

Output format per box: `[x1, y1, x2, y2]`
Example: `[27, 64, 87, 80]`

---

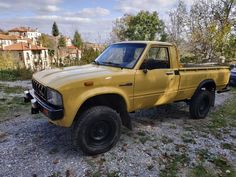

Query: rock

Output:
[53, 159, 59, 164]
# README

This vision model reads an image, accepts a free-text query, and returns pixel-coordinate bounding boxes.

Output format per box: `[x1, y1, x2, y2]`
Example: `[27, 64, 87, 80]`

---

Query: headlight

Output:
[47, 88, 63, 106]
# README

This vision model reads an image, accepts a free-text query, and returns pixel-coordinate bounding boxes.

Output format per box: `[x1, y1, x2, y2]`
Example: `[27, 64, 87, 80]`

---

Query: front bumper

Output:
[24, 90, 64, 120]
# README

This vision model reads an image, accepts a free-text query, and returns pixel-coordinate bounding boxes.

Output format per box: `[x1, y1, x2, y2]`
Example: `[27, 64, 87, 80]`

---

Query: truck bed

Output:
[175, 65, 230, 101]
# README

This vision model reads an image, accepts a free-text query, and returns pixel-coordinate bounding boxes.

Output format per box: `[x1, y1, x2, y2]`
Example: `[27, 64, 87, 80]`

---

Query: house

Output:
[83, 42, 105, 51]
[65, 45, 81, 59]
[2, 42, 50, 70]
[64, 37, 72, 46]
[0, 34, 18, 49]
[57, 45, 81, 65]
[8, 27, 41, 44]
[0, 33, 33, 50]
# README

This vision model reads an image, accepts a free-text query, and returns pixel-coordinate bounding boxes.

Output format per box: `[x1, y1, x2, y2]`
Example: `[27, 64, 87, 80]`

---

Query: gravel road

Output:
[0, 81, 235, 177]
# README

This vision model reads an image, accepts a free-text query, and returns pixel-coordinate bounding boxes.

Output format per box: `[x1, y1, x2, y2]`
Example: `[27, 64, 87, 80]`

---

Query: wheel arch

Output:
[74, 93, 132, 129]
[191, 79, 216, 106]
[192, 79, 216, 97]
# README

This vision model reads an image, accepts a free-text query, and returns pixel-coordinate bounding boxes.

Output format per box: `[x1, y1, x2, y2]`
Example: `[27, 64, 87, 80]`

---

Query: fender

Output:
[192, 79, 216, 96]
[191, 79, 216, 106]
[60, 86, 132, 128]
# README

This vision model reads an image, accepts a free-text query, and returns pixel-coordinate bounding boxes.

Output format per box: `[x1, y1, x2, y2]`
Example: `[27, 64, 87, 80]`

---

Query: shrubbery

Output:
[0, 68, 33, 81]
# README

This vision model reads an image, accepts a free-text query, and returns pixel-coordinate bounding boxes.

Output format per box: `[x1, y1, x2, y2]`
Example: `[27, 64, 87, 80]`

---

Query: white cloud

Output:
[116, 0, 194, 18]
[116, 0, 175, 14]
[0, 2, 11, 8]
[0, 0, 62, 14]
[0, 15, 112, 43]
[31, 15, 92, 23]
[66, 7, 110, 18]
[39, 5, 61, 13]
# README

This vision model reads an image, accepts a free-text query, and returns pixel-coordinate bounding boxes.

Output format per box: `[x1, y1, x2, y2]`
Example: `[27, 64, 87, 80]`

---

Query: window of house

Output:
[19, 52, 23, 61]
[141, 47, 170, 70]
[26, 52, 30, 60]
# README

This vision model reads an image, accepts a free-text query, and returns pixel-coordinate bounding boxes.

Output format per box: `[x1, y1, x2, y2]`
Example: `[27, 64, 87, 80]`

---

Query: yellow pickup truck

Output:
[24, 41, 230, 155]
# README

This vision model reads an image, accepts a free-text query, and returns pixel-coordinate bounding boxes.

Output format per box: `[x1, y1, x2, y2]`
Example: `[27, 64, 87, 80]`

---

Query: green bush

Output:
[0, 68, 33, 81]
[180, 55, 198, 63]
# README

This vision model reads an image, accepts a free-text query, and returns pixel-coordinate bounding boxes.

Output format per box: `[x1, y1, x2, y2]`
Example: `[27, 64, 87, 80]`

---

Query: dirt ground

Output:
[0, 81, 235, 177]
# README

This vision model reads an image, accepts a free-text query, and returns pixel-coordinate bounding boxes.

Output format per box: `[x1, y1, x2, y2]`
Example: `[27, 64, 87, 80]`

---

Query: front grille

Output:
[32, 79, 47, 100]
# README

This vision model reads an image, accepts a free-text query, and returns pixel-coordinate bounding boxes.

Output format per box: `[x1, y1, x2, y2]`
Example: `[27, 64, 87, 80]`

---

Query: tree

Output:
[38, 34, 55, 49]
[81, 47, 100, 64]
[51, 21, 60, 66]
[224, 34, 236, 59]
[172, 0, 236, 62]
[111, 11, 167, 41]
[167, 0, 188, 46]
[0, 52, 15, 69]
[52, 22, 59, 37]
[72, 30, 83, 48]
[58, 35, 66, 48]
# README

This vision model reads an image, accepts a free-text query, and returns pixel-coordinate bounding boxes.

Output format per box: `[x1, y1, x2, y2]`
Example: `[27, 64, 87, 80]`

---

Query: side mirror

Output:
[140, 59, 148, 74]
[143, 68, 148, 74]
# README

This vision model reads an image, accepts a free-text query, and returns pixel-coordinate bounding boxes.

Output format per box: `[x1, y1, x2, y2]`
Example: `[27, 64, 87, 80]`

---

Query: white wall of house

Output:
[26, 31, 41, 39]
[0, 39, 14, 48]
[22, 49, 50, 70]
[9, 31, 41, 43]
[8, 31, 23, 36]
[16, 39, 28, 43]
[66, 38, 72, 46]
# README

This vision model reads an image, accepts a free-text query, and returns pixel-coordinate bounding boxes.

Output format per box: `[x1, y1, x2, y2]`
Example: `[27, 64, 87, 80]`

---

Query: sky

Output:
[0, 0, 194, 43]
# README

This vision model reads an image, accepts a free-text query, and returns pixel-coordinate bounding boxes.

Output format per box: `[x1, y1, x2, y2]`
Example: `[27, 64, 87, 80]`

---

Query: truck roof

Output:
[115, 41, 173, 46]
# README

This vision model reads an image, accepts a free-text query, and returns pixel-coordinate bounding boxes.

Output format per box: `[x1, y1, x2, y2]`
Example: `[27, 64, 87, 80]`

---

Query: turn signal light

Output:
[84, 81, 94, 86]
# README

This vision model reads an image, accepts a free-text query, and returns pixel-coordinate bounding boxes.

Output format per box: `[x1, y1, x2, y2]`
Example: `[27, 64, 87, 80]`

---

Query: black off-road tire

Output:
[189, 90, 212, 119]
[72, 106, 121, 155]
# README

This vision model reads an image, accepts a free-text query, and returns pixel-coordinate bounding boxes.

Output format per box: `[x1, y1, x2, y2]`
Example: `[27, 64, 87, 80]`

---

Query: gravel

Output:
[0, 82, 235, 177]
[0, 80, 32, 89]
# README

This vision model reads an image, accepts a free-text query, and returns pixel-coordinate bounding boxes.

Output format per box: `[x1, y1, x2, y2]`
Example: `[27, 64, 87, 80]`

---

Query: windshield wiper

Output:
[92, 60, 100, 65]
[102, 62, 122, 67]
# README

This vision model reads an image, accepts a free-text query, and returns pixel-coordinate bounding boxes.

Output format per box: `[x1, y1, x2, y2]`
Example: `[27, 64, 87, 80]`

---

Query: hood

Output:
[33, 64, 120, 88]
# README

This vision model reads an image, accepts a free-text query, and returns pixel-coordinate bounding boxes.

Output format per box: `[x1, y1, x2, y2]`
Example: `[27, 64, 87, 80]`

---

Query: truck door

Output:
[133, 46, 180, 110]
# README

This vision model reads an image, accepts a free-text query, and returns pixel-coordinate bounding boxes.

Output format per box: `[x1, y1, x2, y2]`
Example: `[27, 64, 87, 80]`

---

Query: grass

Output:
[0, 84, 24, 94]
[136, 130, 152, 144]
[107, 171, 120, 177]
[0, 68, 32, 81]
[196, 149, 213, 162]
[0, 83, 31, 122]
[181, 133, 196, 144]
[212, 157, 236, 177]
[48, 171, 62, 177]
[161, 135, 173, 144]
[139, 136, 150, 144]
[208, 95, 236, 130]
[221, 143, 236, 151]
[160, 154, 189, 177]
[190, 165, 215, 177]
[92, 171, 101, 177]
[191, 153, 236, 177]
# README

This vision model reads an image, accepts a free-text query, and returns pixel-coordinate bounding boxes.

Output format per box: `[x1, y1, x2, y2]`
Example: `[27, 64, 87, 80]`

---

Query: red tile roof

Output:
[3, 42, 47, 51]
[66, 45, 78, 49]
[8, 27, 36, 32]
[0, 34, 19, 40]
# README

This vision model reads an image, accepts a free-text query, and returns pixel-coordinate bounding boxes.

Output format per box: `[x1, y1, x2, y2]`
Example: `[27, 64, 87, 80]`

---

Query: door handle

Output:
[166, 71, 174, 75]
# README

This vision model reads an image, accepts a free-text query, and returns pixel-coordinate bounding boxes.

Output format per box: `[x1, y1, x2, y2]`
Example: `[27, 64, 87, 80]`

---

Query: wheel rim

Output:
[85, 119, 116, 147]
[90, 121, 109, 141]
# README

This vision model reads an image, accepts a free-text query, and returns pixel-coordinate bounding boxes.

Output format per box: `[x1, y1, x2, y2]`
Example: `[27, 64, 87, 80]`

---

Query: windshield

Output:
[95, 43, 146, 69]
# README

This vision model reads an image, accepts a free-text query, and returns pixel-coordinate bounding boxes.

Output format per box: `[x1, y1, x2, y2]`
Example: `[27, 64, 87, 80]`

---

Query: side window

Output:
[141, 47, 170, 70]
